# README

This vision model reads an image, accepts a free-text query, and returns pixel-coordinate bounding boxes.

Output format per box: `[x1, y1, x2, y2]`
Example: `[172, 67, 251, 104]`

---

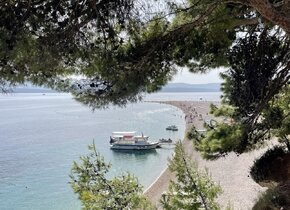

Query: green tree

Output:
[267, 85, 290, 150]
[192, 30, 290, 158]
[161, 141, 222, 210]
[2, 0, 289, 208]
[0, 0, 137, 104]
[1, 0, 290, 108]
[1, 0, 290, 163]
[70, 142, 226, 209]
[69, 143, 154, 210]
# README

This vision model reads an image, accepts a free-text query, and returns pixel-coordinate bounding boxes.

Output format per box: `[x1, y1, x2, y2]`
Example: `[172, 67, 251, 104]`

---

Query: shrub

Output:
[250, 146, 287, 183]
[253, 180, 290, 210]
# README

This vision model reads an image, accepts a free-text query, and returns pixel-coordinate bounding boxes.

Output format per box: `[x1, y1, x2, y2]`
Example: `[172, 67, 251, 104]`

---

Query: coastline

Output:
[144, 101, 268, 210]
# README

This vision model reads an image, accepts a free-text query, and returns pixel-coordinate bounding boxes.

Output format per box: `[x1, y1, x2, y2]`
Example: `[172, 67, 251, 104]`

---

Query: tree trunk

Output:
[249, 0, 290, 35]
[225, 0, 290, 35]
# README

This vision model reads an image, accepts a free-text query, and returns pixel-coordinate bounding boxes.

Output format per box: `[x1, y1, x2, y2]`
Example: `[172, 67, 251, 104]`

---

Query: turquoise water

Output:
[0, 92, 221, 210]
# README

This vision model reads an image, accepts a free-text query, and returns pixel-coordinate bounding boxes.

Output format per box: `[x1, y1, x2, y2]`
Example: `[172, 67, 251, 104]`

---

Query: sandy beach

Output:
[144, 101, 270, 210]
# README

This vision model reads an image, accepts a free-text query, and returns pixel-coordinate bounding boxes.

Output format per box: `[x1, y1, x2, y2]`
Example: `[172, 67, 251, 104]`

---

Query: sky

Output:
[170, 67, 226, 84]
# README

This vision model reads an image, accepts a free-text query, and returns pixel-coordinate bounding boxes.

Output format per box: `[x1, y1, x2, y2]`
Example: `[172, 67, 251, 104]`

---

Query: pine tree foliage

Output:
[192, 30, 290, 158]
[268, 85, 290, 150]
[69, 143, 154, 210]
[1, 0, 290, 108]
[161, 141, 222, 210]
[0, 0, 135, 90]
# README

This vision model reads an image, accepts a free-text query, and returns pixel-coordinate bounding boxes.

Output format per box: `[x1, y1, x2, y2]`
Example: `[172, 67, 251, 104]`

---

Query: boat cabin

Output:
[110, 131, 149, 144]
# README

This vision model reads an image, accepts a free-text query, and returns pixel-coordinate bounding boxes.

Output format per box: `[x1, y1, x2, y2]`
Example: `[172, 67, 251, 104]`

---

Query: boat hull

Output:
[110, 142, 159, 150]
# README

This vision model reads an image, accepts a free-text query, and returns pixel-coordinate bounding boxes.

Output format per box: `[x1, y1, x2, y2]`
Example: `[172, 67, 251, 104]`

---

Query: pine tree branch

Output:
[178, 145, 210, 210]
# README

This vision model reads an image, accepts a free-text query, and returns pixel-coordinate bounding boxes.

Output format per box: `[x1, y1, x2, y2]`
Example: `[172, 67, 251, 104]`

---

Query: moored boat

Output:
[159, 138, 173, 143]
[110, 132, 159, 150]
[165, 125, 178, 131]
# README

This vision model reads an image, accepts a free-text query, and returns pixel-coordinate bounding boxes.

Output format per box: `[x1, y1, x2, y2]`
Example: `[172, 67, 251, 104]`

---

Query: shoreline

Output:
[144, 101, 268, 210]
[144, 101, 215, 208]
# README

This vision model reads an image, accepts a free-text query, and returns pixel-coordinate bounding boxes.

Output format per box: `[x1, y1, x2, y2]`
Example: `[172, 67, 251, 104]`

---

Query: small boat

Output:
[166, 125, 178, 131]
[110, 131, 159, 150]
[159, 138, 173, 143]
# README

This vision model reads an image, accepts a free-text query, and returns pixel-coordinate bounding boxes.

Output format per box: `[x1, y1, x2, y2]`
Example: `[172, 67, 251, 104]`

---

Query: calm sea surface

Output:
[0, 92, 221, 210]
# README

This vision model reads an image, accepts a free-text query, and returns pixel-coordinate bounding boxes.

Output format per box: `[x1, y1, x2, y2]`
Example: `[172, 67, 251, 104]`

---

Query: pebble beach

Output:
[144, 101, 270, 210]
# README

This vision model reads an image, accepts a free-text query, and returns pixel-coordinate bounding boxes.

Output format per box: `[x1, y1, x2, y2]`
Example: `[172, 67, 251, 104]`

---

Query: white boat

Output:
[110, 132, 159, 150]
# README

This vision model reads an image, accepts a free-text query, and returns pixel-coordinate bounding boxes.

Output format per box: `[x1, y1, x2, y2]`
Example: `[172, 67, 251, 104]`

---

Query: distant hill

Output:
[12, 85, 57, 93]
[12, 83, 221, 93]
[160, 83, 221, 92]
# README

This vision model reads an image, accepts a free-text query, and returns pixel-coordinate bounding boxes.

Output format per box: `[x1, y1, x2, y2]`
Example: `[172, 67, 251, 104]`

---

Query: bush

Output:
[186, 125, 203, 140]
[253, 187, 280, 210]
[253, 180, 290, 210]
[250, 146, 287, 183]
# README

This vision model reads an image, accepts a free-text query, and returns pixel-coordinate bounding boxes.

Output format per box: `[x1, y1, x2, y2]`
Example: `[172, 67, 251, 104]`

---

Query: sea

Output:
[0, 92, 221, 210]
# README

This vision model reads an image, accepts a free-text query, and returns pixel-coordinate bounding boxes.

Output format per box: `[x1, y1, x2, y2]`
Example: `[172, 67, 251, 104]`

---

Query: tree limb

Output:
[223, 0, 290, 35]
